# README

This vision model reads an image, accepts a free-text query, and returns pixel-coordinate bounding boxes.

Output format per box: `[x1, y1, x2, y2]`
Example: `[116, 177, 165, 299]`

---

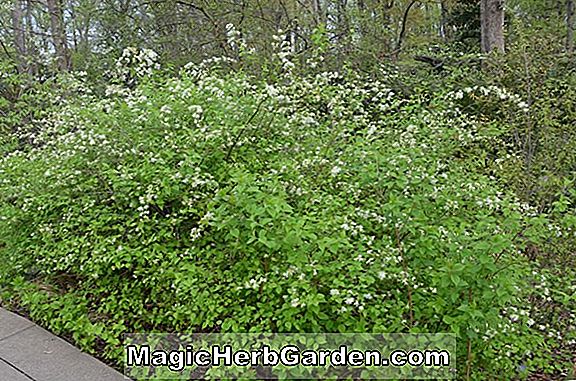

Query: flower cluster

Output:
[115, 47, 160, 85]
[272, 30, 296, 76]
[447, 84, 530, 112]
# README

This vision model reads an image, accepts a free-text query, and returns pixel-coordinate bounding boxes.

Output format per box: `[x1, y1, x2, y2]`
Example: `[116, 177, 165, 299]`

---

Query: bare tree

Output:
[439, 0, 448, 41]
[46, 0, 70, 71]
[336, 0, 349, 42]
[394, 0, 419, 60]
[568, 0, 575, 54]
[480, 0, 505, 53]
[311, 0, 325, 26]
[11, 0, 27, 73]
[25, 0, 39, 75]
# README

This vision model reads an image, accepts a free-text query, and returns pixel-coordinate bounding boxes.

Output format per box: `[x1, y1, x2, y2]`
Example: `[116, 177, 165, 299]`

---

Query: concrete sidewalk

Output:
[0, 307, 129, 381]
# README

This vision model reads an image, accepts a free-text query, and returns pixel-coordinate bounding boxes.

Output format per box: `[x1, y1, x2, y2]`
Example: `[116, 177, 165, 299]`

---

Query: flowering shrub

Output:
[114, 47, 161, 87]
[0, 66, 574, 379]
[0, 61, 91, 156]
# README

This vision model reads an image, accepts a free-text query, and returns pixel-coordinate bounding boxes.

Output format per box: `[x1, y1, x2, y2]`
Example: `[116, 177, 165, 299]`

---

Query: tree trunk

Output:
[480, 0, 505, 53]
[337, 0, 349, 38]
[394, 0, 419, 60]
[568, 0, 575, 54]
[311, 0, 324, 25]
[11, 0, 27, 73]
[440, 0, 448, 41]
[25, 0, 38, 75]
[46, 0, 70, 71]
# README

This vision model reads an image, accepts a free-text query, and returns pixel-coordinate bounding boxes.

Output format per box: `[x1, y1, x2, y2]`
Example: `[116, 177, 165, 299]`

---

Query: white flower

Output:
[302, 116, 316, 125]
[330, 166, 342, 176]
[190, 227, 202, 241]
[378, 271, 386, 280]
[330, 289, 340, 296]
[201, 211, 214, 222]
[188, 105, 203, 114]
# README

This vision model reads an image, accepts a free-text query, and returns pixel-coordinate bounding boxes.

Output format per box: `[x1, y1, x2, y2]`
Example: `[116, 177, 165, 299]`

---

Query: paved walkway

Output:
[0, 307, 129, 380]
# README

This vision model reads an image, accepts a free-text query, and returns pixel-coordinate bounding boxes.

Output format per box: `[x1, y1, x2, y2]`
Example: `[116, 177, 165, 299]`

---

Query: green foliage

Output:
[1, 62, 574, 380]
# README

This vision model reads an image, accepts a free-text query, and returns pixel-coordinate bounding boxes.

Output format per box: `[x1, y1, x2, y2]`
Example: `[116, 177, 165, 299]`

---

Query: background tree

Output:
[10, 0, 26, 73]
[46, 0, 70, 71]
[480, 0, 505, 53]
[568, 0, 575, 53]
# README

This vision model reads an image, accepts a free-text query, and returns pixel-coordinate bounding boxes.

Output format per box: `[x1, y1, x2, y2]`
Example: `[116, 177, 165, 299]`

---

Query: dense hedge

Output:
[1, 62, 575, 379]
